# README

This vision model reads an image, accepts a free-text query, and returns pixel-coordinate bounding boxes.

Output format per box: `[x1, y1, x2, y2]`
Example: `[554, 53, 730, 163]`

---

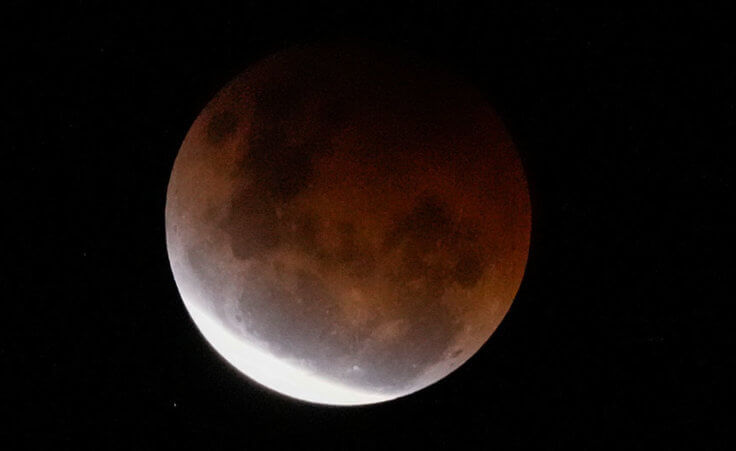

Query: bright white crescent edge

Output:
[183, 298, 401, 406]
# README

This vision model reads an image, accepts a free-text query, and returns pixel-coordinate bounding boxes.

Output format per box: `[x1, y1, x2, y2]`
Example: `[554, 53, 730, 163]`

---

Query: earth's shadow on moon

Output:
[167, 44, 531, 401]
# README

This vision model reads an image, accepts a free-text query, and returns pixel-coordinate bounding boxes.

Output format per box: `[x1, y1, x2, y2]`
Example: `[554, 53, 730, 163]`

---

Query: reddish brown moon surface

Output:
[165, 45, 531, 405]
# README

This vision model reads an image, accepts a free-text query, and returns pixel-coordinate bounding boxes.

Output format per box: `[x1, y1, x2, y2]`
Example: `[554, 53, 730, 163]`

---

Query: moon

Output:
[165, 45, 531, 405]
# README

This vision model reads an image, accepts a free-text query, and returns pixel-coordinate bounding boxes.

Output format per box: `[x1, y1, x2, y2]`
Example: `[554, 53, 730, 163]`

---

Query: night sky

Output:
[7, 3, 732, 448]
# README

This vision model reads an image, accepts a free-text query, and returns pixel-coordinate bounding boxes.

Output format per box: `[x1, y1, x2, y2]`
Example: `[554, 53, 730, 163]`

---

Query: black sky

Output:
[6, 2, 733, 448]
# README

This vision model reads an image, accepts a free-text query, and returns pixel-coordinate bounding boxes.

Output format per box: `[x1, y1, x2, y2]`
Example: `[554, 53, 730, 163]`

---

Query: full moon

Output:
[166, 45, 531, 405]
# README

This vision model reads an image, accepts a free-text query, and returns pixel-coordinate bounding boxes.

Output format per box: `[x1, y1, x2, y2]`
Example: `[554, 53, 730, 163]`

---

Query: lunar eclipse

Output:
[165, 45, 531, 405]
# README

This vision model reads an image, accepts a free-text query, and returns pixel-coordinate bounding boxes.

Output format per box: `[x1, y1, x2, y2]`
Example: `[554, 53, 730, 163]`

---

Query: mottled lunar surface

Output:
[166, 45, 531, 405]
